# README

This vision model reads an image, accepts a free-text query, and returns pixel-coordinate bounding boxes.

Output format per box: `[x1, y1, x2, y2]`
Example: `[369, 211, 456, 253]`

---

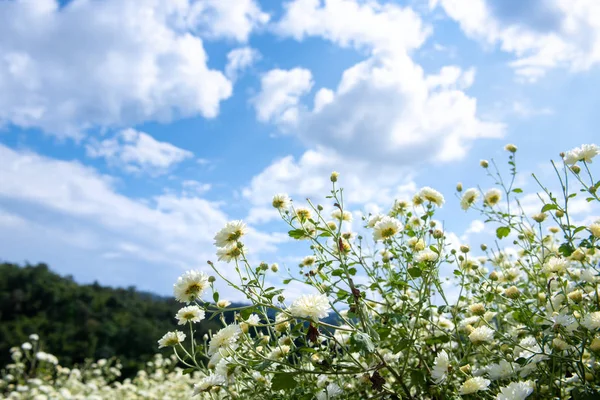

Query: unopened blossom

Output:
[29, 334, 39, 342]
[373, 216, 403, 241]
[431, 350, 450, 383]
[459, 377, 490, 395]
[469, 326, 494, 344]
[418, 187, 445, 207]
[331, 209, 352, 222]
[581, 312, 600, 330]
[208, 325, 242, 356]
[484, 188, 502, 206]
[175, 305, 205, 325]
[214, 220, 247, 248]
[216, 244, 243, 263]
[173, 270, 210, 303]
[272, 194, 291, 210]
[157, 331, 186, 348]
[496, 381, 534, 400]
[590, 222, 600, 238]
[288, 293, 331, 321]
[21, 342, 32, 351]
[505, 144, 518, 153]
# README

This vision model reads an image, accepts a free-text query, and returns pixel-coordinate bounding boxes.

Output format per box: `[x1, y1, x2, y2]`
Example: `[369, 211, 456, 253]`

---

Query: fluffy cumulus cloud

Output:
[242, 147, 417, 224]
[253, 68, 314, 125]
[225, 47, 261, 80]
[86, 129, 193, 175]
[254, 0, 503, 168]
[0, 0, 267, 137]
[0, 144, 283, 297]
[431, 0, 600, 80]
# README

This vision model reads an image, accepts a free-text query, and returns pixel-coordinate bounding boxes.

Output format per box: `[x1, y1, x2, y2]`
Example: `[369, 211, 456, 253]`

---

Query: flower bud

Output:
[208, 276, 216, 283]
[480, 244, 487, 251]
[590, 337, 600, 352]
[460, 245, 470, 253]
[571, 165, 581, 174]
[489, 271, 499, 281]
[568, 290, 583, 303]
[469, 303, 485, 316]
[532, 213, 547, 223]
[504, 143, 518, 153]
[433, 229, 444, 239]
[456, 182, 463, 192]
[505, 286, 520, 299]
[480, 160, 489, 168]
[271, 263, 279, 272]
[330, 171, 339, 183]
[555, 210, 564, 218]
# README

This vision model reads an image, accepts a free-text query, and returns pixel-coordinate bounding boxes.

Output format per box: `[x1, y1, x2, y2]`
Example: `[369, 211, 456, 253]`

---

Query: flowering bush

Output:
[3, 143, 600, 399]
[162, 143, 600, 399]
[0, 334, 198, 399]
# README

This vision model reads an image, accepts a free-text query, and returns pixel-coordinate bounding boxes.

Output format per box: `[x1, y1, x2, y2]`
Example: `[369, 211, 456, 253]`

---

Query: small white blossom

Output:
[459, 377, 490, 395]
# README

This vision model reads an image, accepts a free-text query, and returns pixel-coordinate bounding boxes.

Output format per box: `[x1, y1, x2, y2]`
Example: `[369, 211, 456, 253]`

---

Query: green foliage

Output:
[0, 262, 221, 378]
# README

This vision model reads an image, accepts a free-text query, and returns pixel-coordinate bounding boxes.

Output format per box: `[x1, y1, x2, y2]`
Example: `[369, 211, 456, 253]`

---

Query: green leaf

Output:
[288, 229, 306, 239]
[351, 332, 375, 353]
[559, 242, 575, 257]
[408, 267, 422, 278]
[512, 188, 523, 193]
[182, 368, 195, 375]
[212, 292, 219, 303]
[271, 373, 297, 391]
[282, 279, 291, 284]
[496, 226, 511, 239]
[348, 267, 357, 276]
[541, 203, 558, 213]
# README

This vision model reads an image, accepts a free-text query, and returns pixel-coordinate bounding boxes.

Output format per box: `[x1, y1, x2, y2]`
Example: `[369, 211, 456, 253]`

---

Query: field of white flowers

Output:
[3, 143, 600, 399]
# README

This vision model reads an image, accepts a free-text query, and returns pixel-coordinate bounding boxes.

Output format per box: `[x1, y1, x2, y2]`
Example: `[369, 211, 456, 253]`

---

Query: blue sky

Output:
[1, 0, 599, 300]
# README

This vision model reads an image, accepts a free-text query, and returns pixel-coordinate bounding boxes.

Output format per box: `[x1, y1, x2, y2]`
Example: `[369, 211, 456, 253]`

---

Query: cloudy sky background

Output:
[1, 0, 600, 301]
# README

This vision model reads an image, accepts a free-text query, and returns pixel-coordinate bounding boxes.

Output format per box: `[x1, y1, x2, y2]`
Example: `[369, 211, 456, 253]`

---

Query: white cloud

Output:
[253, 68, 314, 125]
[0, 0, 271, 137]
[264, 0, 503, 166]
[242, 147, 418, 223]
[225, 47, 261, 80]
[432, 0, 600, 80]
[0, 144, 284, 298]
[85, 128, 193, 174]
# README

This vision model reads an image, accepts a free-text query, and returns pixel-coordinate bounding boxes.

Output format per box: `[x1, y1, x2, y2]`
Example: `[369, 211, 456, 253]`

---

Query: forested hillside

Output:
[0, 262, 222, 377]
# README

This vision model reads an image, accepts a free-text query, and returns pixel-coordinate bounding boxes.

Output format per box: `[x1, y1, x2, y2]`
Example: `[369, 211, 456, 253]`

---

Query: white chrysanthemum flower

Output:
[208, 325, 242, 356]
[272, 193, 291, 210]
[484, 188, 502, 206]
[418, 187, 445, 207]
[302, 256, 317, 267]
[367, 214, 384, 228]
[487, 360, 519, 380]
[496, 381, 534, 400]
[217, 300, 231, 308]
[432, 350, 450, 383]
[214, 220, 247, 248]
[589, 222, 600, 238]
[173, 270, 210, 303]
[373, 216, 403, 241]
[21, 342, 32, 351]
[581, 311, 600, 330]
[157, 331, 186, 348]
[175, 305, 205, 325]
[294, 207, 312, 222]
[193, 373, 226, 394]
[246, 314, 260, 326]
[316, 383, 343, 400]
[564, 144, 600, 165]
[267, 344, 291, 360]
[544, 257, 568, 274]
[216, 244, 244, 263]
[460, 188, 479, 210]
[331, 209, 352, 222]
[459, 377, 490, 395]
[416, 249, 439, 263]
[469, 326, 494, 344]
[288, 293, 331, 321]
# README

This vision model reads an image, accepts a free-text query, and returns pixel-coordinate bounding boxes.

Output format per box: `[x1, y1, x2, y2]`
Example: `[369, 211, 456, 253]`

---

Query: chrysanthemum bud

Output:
[480, 244, 487, 251]
[549, 226, 560, 234]
[589, 223, 600, 238]
[571, 165, 581, 174]
[568, 290, 583, 303]
[555, 210, 564, 218]
[460, 245, 470, 253]
[480, 160, 489, 168]
[571, 248, 586, 262]
[504, 144, 518, 153]
[260, 262, 269, 271]
[433, 229, 444, 239]
[271, 263, 279, 272]
[240, 322, 249, 333]
[505, 286, 520, 299]
[538, 293, 547, 301]
[590, 337, 600, 352]
[330, 171, 339, 182]
[456, 182, 463, 192]
[277, 295, 285, 303]
[553, 338, 569, 351]
[469, 303, 485, 316]
[459, 364, 471, 374]
[429, 220, 437, 228]
[489, 271, 499, 281]
[532, 213, 547, 223]
[208, 276, 216, 283]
